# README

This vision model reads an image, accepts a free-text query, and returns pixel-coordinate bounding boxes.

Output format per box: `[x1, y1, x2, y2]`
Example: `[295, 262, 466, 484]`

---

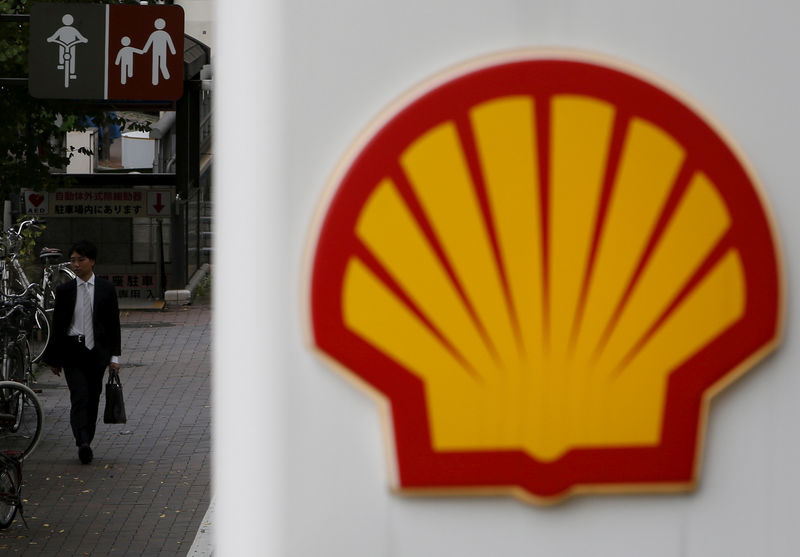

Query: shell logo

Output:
[305, 50, 783, 503]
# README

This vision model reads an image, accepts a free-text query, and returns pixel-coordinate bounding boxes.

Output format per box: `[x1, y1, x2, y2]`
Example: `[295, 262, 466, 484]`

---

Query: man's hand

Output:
[110, 362, 120, 373]
[50, 366, 62, 377]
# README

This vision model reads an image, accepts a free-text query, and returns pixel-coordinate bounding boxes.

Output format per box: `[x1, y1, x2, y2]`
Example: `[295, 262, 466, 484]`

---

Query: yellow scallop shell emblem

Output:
[306, 50, 783, 502]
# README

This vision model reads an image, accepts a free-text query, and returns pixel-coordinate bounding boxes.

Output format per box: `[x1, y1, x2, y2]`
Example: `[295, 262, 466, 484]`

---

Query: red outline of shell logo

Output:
[305, 50, 783, 503]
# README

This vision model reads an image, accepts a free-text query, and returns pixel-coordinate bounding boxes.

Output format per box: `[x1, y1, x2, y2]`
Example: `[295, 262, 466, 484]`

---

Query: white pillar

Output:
[213, 0, 286, 554]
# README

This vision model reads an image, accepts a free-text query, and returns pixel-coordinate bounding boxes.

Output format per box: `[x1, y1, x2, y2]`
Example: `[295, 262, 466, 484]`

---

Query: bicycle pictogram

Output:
[46, 14, 88, 88]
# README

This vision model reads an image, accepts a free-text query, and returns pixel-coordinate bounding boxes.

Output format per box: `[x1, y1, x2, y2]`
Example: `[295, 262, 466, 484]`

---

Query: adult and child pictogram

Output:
[114, 18, 177, 86]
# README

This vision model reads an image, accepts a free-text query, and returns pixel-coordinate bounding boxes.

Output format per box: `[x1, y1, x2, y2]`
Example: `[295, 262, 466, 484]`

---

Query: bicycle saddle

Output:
[39, 247, 63, 261]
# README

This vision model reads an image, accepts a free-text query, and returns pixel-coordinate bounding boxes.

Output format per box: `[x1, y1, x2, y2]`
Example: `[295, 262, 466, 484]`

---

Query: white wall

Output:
[216, 1, 799, 555]
[177, 0, 213, 51]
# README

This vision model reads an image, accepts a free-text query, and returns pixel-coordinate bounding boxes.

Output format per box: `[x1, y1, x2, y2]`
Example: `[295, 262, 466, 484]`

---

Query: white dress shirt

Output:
[69, 274, 94, 337]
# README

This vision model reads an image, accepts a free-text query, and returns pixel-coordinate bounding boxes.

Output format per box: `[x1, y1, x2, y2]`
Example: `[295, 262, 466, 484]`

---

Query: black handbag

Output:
[103, 369, 127, 424]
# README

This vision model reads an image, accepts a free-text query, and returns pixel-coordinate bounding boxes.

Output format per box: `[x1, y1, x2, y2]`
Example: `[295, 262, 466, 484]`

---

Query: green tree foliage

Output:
[0, 0, 155, 200]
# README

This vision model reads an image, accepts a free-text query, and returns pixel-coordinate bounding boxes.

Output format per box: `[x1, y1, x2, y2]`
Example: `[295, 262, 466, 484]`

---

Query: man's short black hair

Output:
[70, 240, 98, 261]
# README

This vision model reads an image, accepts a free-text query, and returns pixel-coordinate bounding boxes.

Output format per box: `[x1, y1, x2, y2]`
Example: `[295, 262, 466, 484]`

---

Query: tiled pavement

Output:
[0, 299, 212, 555]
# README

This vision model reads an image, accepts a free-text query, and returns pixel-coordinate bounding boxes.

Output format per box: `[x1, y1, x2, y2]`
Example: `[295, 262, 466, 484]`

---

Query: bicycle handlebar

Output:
[48, 38, 87, 49]
[0, 302, 34, 322]
[4, 219, 45, 250]
[0, 283, 39, 322]
[1, 283, 41, 301]
[9, 218, 44, 237]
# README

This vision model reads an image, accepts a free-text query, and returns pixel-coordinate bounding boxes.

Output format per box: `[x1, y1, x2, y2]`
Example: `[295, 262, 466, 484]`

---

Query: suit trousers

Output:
[63, 339, 108, 447]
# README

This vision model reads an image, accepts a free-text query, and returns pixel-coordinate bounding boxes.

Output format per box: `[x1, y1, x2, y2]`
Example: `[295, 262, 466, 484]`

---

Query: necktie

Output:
[83, 282, 95, 350]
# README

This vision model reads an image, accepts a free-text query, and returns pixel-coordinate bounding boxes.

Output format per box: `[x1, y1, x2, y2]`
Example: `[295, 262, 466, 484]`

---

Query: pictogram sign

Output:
[29, 3, 184, 100]
[305, 50, 784, 503]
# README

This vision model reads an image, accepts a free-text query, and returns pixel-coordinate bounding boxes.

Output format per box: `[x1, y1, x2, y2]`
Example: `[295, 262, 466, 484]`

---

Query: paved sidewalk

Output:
[0, 300, 212, 555]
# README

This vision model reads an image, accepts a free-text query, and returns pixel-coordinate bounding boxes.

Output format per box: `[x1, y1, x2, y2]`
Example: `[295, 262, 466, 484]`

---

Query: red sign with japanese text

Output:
[24, 189, 172, 218]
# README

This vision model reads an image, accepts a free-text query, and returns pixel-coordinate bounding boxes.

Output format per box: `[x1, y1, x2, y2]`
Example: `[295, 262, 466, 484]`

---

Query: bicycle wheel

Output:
[0, 465, 18, 529]
[0, 345, 23, 384]
[0, 381, 43, 460]
[2, 345, 25, 384]
[43, 266, 74, 315]
[28, 308, 50, 364]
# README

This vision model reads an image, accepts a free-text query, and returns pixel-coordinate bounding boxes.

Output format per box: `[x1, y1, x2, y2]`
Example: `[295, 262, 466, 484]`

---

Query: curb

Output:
[187, 497, 214, 556]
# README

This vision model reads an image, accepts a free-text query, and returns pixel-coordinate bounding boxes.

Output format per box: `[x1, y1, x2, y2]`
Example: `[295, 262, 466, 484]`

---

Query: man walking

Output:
[43, 241, 121, 464]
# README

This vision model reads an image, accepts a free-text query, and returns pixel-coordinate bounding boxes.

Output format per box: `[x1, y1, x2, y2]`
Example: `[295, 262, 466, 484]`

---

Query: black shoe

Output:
[78, 444, 93, 464]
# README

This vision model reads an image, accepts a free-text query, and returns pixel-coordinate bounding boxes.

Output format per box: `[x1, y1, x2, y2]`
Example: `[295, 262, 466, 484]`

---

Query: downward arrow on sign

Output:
[153, 193, 165, 213]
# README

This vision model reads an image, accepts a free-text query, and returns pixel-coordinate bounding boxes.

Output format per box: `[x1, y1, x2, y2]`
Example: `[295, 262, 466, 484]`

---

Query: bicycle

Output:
[38, 247, 77, 315]
[0, 290, 41, 386]
[0, 219, 75, 362]
[0, 451, 23, 529]
[31, 247, 75, 363]
[1, 218, 76, 308]
[8, 286, 50, 366]
[47, 37, 87, 89]
[0, 284, 50, 374]
[0, 226, 50, 531]
[0, 381, 42, 460]
[0, 381, 44, 529]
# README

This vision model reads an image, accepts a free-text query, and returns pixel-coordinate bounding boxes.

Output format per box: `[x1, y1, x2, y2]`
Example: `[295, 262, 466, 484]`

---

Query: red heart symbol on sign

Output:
[28, 194, 44, 207]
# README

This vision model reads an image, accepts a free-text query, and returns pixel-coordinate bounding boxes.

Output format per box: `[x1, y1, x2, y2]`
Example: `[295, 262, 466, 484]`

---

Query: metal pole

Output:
[175, 78, 189, 288]
[170, 196, 186, 289]
[155, 217, 163, 299]
[3, 200, 11, 231]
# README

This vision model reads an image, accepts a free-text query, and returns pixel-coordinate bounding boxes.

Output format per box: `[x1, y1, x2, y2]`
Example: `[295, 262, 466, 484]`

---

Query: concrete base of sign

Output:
[164, 263, 211, 305]
[165, 289, 192, 304]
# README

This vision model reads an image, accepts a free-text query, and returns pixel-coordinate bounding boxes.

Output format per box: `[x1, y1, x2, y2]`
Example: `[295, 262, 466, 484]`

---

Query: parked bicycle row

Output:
[0, 218, 74, 528]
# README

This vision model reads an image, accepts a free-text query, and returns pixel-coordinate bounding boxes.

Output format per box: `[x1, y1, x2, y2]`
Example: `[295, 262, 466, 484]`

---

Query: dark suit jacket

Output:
[43, 276, 121, 369]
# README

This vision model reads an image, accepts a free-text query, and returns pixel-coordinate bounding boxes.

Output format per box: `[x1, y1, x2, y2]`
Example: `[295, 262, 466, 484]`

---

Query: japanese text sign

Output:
[24, 188, 172, 218]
